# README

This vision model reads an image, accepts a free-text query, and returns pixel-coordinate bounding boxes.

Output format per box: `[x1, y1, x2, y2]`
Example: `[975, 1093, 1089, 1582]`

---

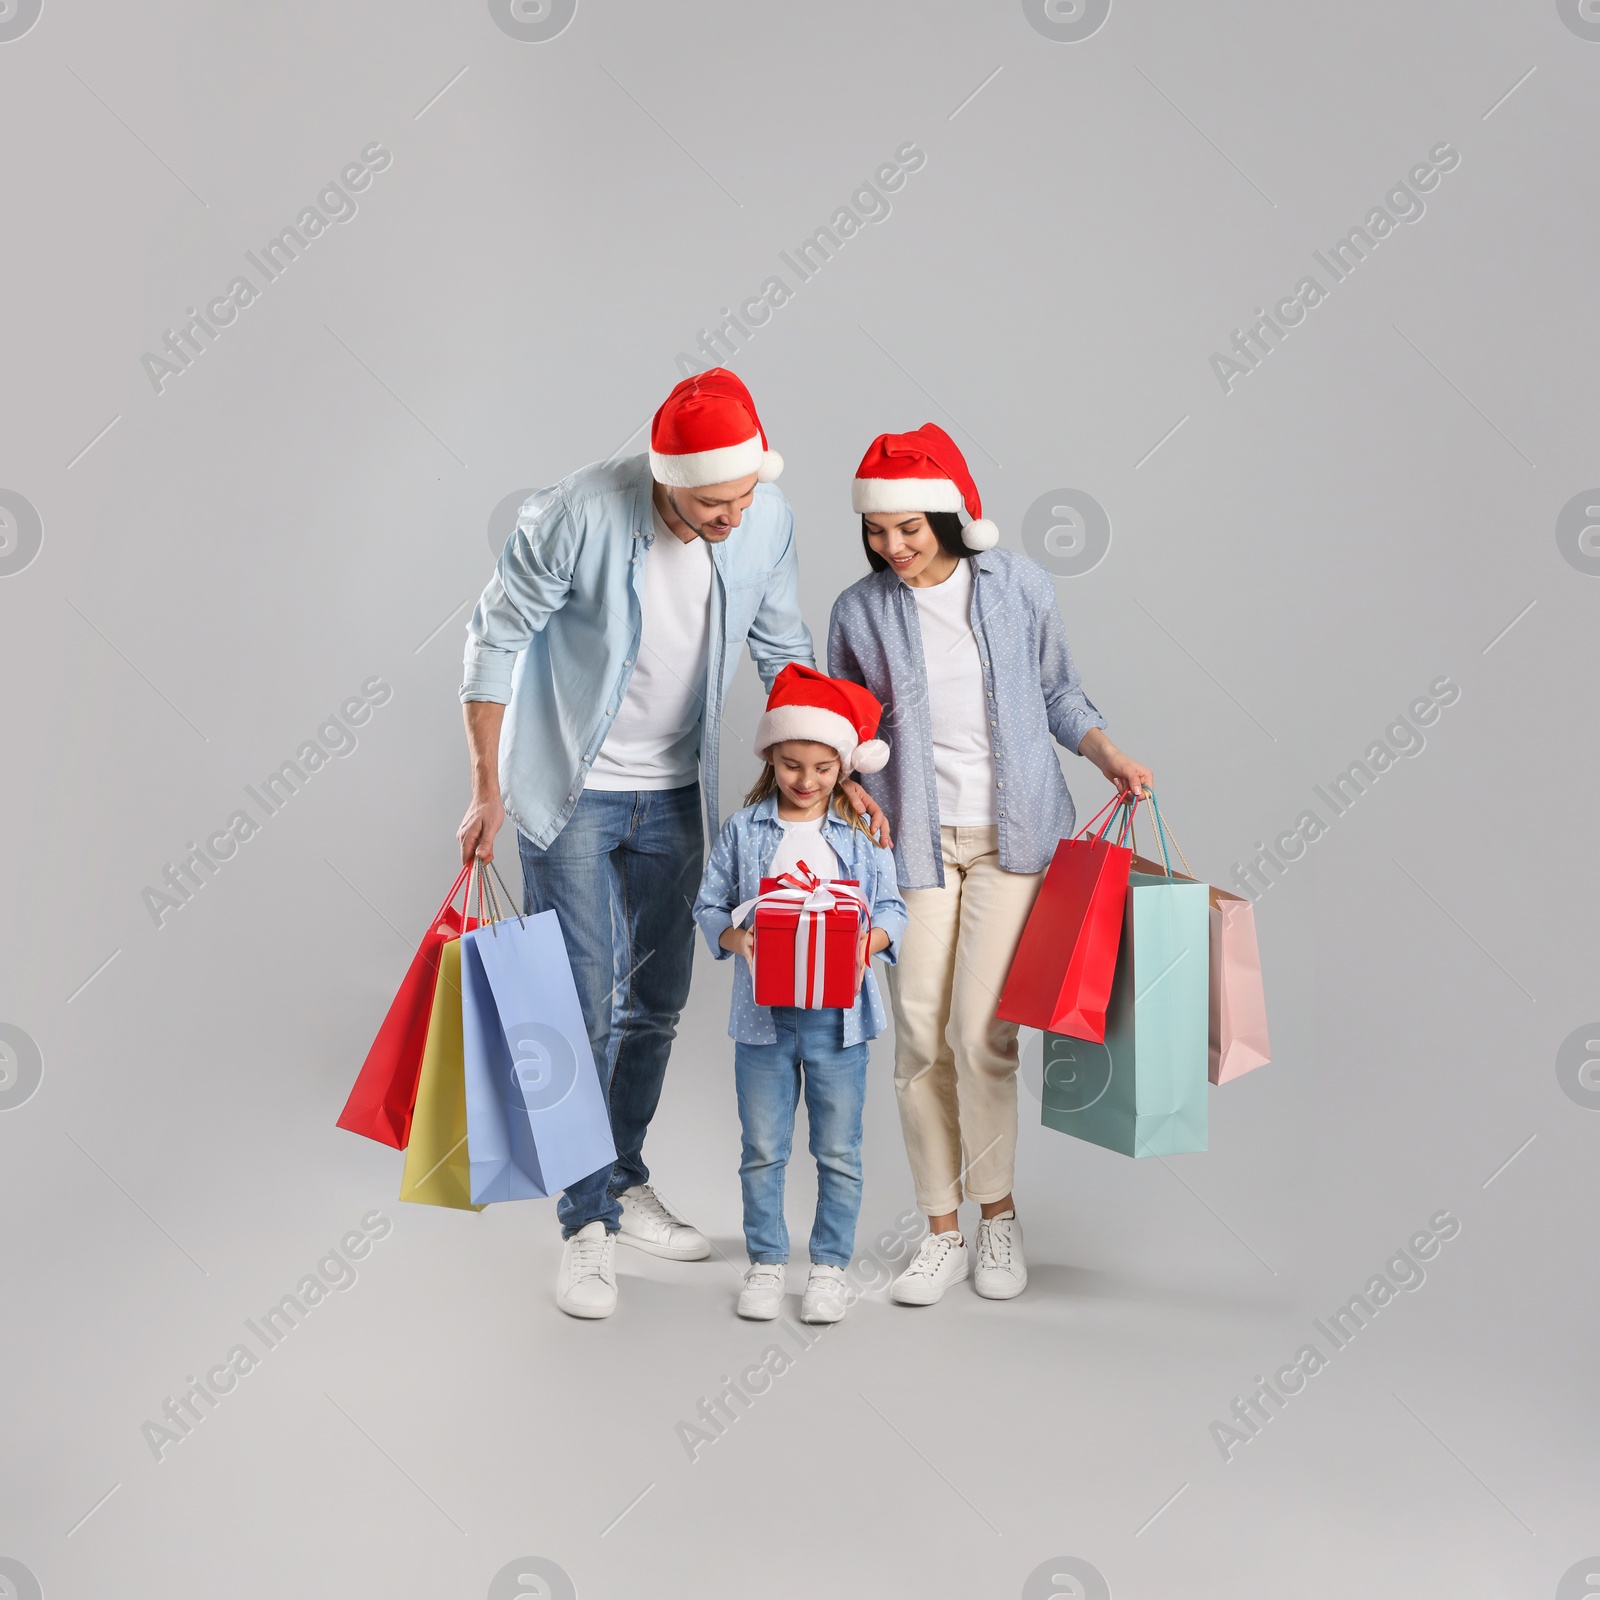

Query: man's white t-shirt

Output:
[910, 559, 998, 826]
[587, 507, 714, 790]
[767, 815, 842, 884]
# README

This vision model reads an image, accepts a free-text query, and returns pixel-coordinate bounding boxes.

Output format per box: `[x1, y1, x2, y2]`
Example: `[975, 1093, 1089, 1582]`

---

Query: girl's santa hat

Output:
[849, 422, 999, 551]
[649, 368, 783, 488]
[754, 664, 889, 775]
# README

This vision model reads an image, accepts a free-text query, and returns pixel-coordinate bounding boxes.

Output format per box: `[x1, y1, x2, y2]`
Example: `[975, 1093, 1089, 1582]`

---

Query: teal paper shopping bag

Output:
[1040, 863, 1210, 1157]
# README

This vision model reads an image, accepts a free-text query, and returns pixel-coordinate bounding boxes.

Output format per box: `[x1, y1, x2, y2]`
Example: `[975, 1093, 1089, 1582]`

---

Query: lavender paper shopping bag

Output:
[460, 909, 616, 1203]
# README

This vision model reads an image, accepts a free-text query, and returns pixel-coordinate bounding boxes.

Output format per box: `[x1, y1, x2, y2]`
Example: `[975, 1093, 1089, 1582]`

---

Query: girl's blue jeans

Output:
[734, 1006, 868, 1268]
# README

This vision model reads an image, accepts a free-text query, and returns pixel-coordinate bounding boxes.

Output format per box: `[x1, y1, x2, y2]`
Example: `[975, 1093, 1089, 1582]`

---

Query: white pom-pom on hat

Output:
[757, 448, 784, 483]
[962, 517, 1000, 551]
[852, 738, 890, 775]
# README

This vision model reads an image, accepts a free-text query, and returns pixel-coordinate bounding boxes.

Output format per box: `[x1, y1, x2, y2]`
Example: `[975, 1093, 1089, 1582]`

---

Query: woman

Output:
[828, 425, 1152, 1305]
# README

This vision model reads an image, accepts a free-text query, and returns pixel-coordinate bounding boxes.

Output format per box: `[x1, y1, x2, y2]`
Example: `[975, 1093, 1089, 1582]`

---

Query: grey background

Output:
[2, 1, 1596, 1596]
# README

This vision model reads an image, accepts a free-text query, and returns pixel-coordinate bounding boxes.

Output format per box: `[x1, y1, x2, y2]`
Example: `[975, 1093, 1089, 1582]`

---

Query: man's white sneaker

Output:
[737, 1262, 787, 1320]
[616, 1184, 711, 1261]
[800, 1265, 850, 1324]
[890, 1231, 969, 1306]
[556, 1221, 618, 1319]
[974, 1210, 1027, 1300]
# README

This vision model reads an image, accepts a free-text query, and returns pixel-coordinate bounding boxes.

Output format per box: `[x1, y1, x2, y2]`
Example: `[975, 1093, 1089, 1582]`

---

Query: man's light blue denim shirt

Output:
[461, 455, 815, 848]
[693, 794, 908, 1047]
[828, 548, 1108, 891]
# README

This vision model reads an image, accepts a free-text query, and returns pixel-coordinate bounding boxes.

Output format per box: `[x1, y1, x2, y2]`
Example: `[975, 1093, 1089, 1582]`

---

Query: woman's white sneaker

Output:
[890, 1231, 969, 1305]
[556, 1221, 618, 1319]
[800, 1265, 849, 1324]
[616, 1184, 711, 1260]
[974, 1211, 1027, 1299]
[737, 1262, 787, 1320]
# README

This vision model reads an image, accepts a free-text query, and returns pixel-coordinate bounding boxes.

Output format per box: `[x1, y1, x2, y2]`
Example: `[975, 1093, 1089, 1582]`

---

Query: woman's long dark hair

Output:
[860, 510, 972, 573]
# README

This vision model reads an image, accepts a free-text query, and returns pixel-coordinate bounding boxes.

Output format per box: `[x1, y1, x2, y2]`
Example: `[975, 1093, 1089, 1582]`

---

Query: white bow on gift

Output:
[731, 863, 871, 1007]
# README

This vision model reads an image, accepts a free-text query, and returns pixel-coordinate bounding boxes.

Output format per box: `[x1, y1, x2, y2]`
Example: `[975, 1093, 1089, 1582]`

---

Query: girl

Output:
[694, 665, 907, 1324]
[828, 425, 1153, 1306]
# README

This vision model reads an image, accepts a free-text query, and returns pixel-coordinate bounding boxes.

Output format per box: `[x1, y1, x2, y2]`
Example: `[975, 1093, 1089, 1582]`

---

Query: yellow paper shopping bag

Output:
[399, 939, 485, 1212]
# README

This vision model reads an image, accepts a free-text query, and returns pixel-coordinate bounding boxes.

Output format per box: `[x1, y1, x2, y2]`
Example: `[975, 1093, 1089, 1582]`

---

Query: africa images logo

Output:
[139, 143, 393, 396]
[0, 489, 43, 578]
[0, 1024, 44, 1112]
[1020, 1557, 1111, 1599]
[1021, 0, 1112, 44]
[1039, 1034, 1114, 1115]
[503, 1022, 578, 1112]
[0, 0, 43, 44]
[1555, 489, 1600, 576]
[1021, 489, 1112, 578]
[487, 0, 577, 42]
[1208, 143, 1461, 395]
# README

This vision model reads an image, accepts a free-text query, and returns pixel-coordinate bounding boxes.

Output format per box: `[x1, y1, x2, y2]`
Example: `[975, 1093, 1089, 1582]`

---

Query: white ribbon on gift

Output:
[731, 863, 870, 1008]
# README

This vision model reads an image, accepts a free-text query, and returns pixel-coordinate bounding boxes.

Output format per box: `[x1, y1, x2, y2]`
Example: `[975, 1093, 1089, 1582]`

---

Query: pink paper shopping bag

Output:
[1209, 887, 1271, 1084]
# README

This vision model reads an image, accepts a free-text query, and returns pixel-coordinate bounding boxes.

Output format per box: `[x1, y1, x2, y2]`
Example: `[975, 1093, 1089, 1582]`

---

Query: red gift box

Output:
[738, 867, 869, 1009]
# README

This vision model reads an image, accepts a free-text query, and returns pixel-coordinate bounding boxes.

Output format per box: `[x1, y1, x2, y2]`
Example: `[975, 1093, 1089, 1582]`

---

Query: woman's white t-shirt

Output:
[587, 509, 713, 790]
[767, 816, 841, 884]
[910, 559, 998, 826]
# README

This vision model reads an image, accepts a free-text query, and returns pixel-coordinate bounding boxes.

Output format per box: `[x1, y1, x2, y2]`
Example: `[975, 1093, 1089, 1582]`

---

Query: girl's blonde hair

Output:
[743, 756, 876, 840]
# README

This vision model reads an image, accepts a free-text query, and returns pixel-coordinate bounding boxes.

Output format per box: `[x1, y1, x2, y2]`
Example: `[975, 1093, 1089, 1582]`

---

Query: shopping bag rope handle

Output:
[1114, 795, 1140, 848]
[1077, 793, 1126, 838]
[1124, 795, 1152, 866]
[489, 857, 525, 929]
[1144, 790, 1194, 879]
[1073, 789, 1195, 881]
[476, 857, 498, 932]
[471, 856, 526, 936]
[479, 859, 504, 934]
[1130, 787, 1171, 875]
[434, 861, 474, 925]
[1132, 788, 1195, 880]
[1093, 790, 1144, 844]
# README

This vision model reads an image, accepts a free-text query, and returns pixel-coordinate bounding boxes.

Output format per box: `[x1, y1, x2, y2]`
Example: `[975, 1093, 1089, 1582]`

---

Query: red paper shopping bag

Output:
[336, 863, 479, 1149]
[995, 796, 1136, 1042]
[743, 869, 869, 1009]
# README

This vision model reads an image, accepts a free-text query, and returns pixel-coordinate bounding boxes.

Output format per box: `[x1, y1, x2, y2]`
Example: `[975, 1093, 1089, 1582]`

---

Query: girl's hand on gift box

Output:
[1079, 729, 1153, 798]
[719, 926, 755, 967]
[857, 926, 891, 991]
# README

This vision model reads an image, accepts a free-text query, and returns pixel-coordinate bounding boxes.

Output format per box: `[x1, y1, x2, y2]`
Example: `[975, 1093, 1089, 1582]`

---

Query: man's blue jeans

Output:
[734, 1007, 869, 1269]
[518, 782, 702, 1237]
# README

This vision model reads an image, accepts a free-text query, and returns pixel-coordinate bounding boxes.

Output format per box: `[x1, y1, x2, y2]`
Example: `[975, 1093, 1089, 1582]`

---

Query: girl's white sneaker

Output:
[737, 1262, 787, 1320]
[800, 1265, 849, 1323]
[890, 1231, 969, 1305]
[974, 1211, 1027, 1299]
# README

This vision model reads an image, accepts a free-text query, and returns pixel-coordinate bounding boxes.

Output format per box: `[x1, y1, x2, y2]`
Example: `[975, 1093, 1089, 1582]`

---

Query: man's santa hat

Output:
[753, 664, 889, 776]
[649, 368, 783, 488]
[850, 422, 999, 551]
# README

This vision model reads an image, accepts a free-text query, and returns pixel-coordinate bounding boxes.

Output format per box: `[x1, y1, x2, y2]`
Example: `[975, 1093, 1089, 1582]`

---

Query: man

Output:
[457, 369, 885, 1319]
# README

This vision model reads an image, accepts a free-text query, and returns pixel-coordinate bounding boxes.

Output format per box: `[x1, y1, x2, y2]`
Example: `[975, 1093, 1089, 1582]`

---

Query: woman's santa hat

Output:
[754, 664, 889, 776]
[850, 422, 999, 551]
[649, 368, 783, 488]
